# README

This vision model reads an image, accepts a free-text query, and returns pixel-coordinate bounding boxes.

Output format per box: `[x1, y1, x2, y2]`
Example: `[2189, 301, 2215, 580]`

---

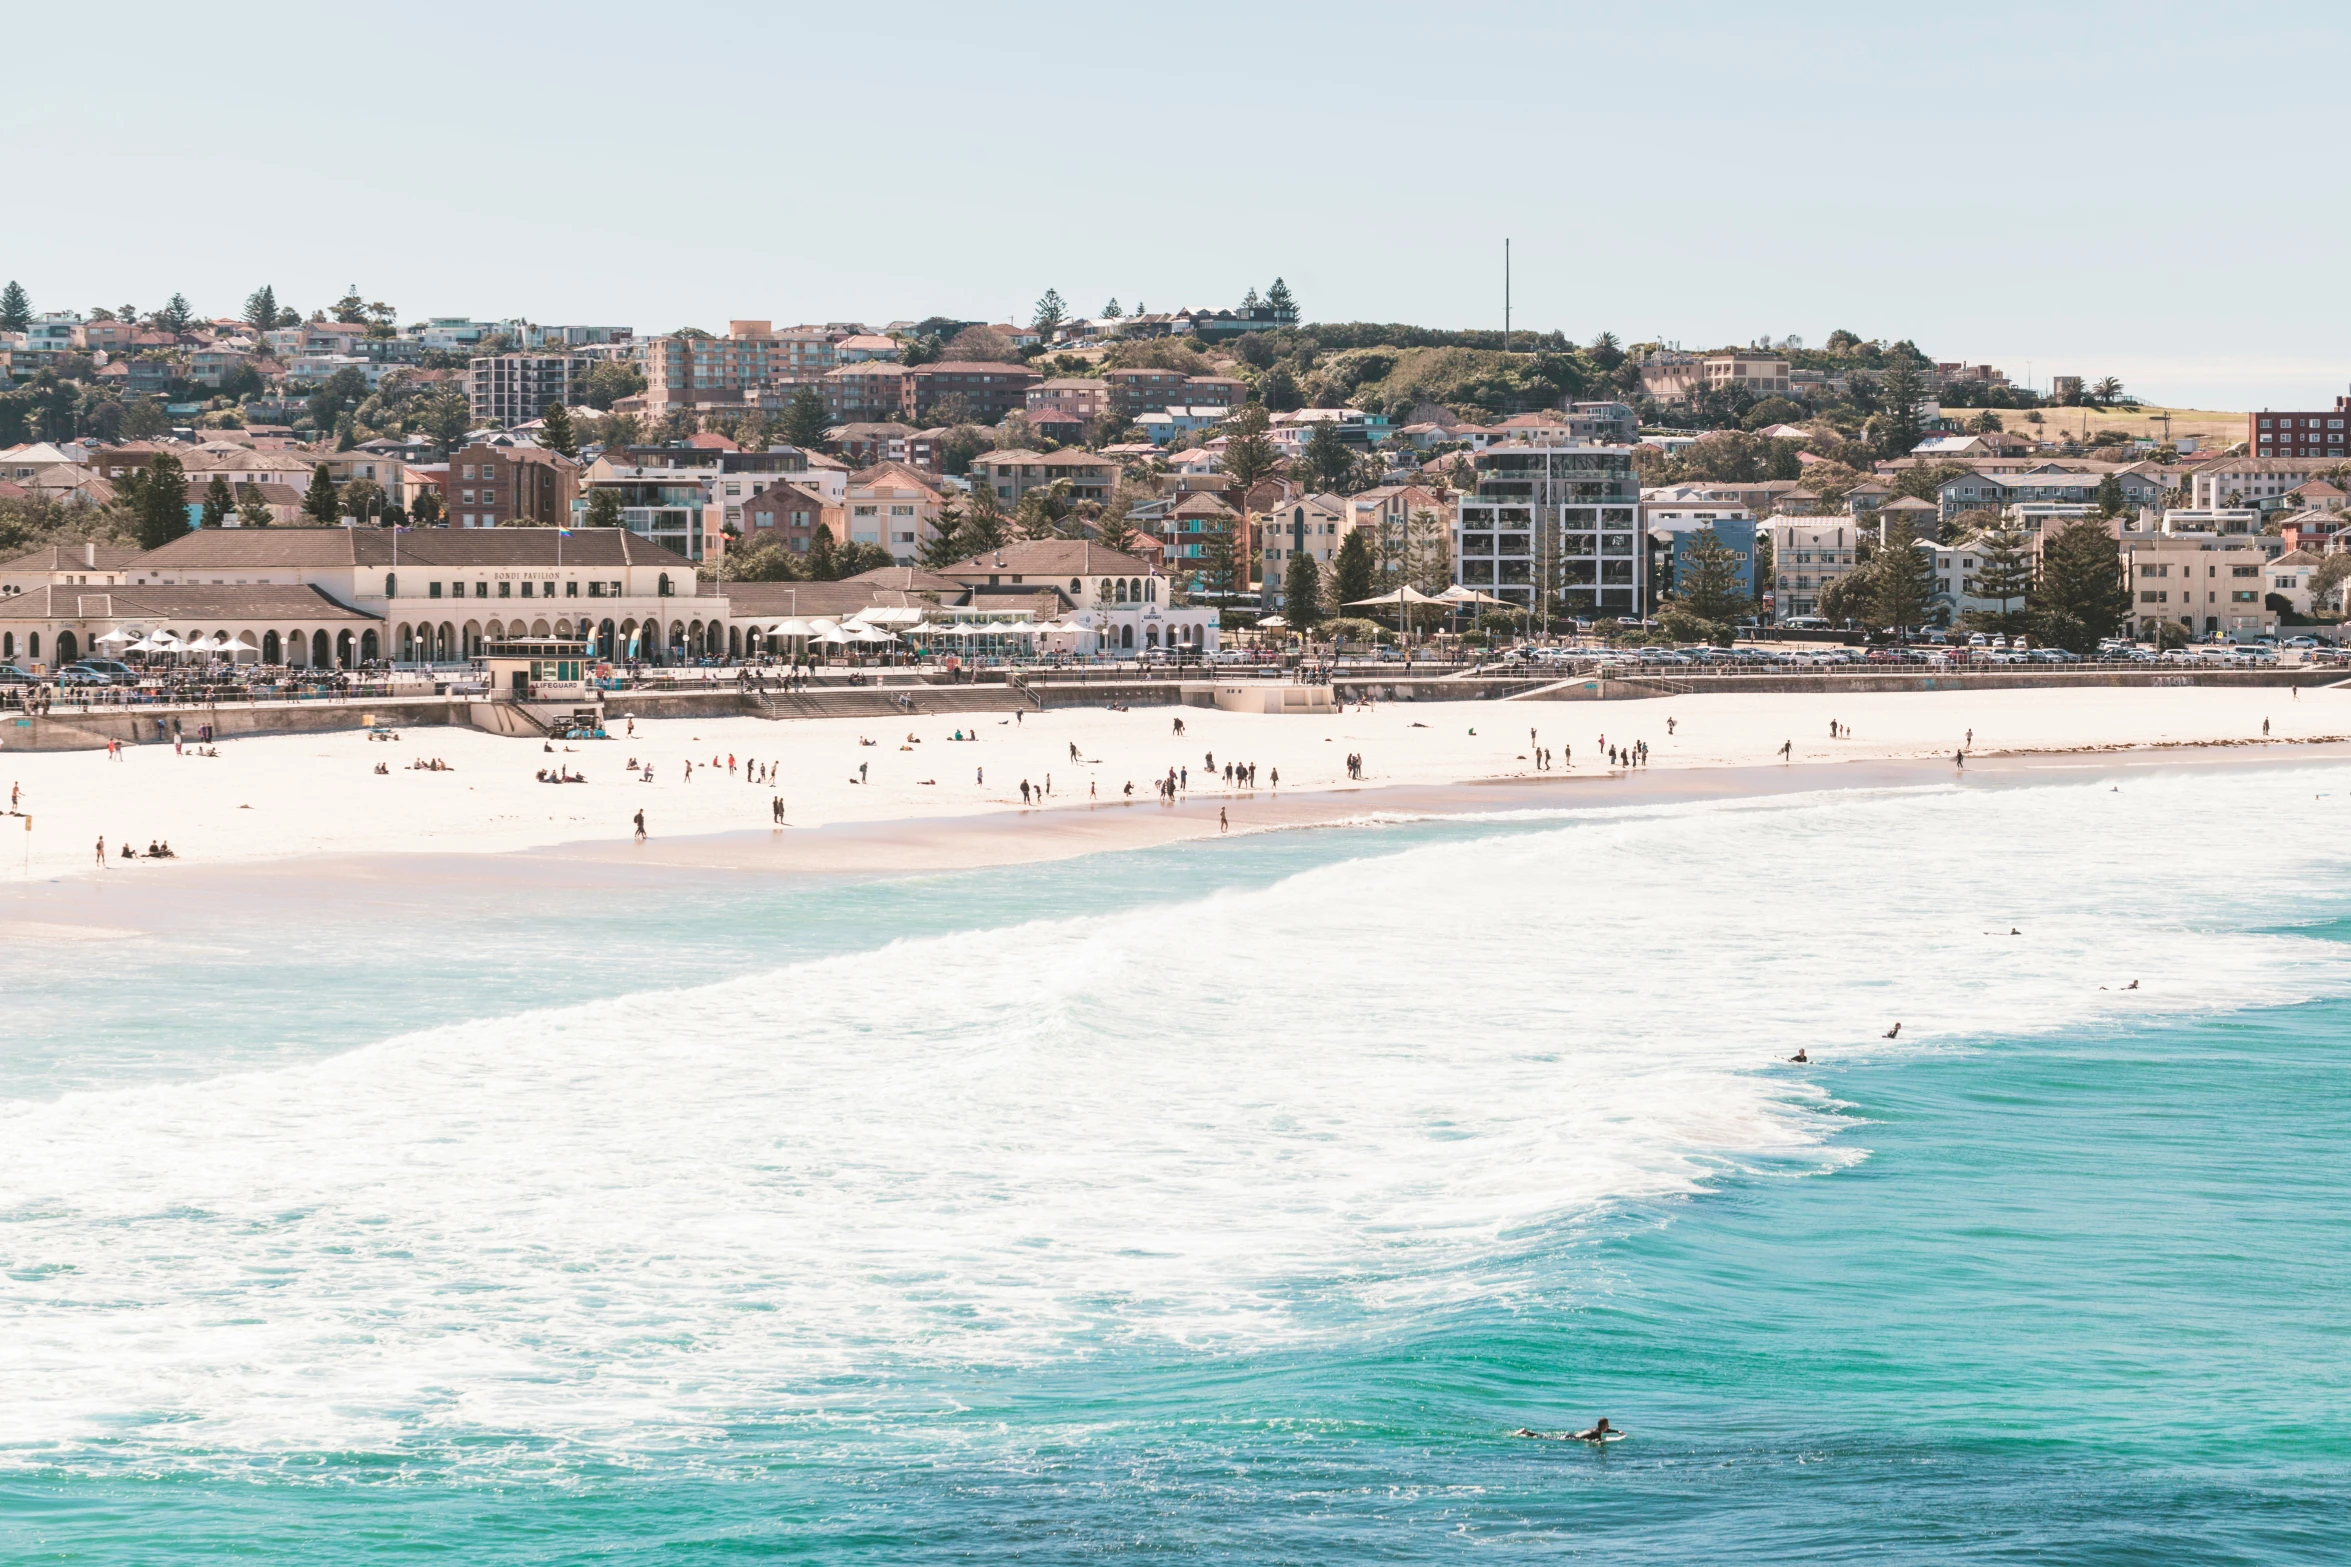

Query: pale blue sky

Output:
[10, 1, 2344, 408]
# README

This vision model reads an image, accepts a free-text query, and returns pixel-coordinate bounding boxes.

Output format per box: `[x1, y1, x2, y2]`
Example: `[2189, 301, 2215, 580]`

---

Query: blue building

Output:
[1649, 513, 1758, 607]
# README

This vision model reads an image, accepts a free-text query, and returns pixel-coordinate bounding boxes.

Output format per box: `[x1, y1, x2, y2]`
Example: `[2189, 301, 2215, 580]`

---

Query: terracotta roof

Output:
[127, 526, 691, 572]
[933, 538, 1154, 578]
[0, 583, 378, 624]
[0, 543, 144, 573]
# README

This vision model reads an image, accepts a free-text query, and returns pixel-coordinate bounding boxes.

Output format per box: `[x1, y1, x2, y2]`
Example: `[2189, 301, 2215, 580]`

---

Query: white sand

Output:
[0, 684, 2341, 883]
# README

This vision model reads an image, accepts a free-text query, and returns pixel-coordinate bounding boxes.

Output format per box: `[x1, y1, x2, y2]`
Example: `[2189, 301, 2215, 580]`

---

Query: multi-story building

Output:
[1639, 351, 1791, 403]
[445, 439, 581, 530]
[821, 365, 913, 424]
[902, 361, 1041, 423]
[2190, 456, 2343, 513]
[1767, 519, 1861, 621]
[842, 464, 948, 561]
[2249, 396, 2351, 458]
[826, 422, 944, 471]
[1027, 377, 1111, 419]
[645, 321, 838, 417]
[468, 353, 582, 427]
[1453, 443, 1642, 619]
[1647, 510, 1759, 605]
[967, 448, 1117, 505]
[1099, 368, 1240, 418]
[2120, 529, 2278, 638]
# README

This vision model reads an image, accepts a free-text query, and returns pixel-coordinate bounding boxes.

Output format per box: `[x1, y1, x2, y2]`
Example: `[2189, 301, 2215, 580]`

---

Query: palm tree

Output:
[2091, 376, 2124, 408]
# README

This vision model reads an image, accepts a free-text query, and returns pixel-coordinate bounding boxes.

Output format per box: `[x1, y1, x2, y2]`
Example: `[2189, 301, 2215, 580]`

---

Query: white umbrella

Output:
[1344, 586, 1446, 607]
[1436, 585, 1509, 606]
[770, 618, 815, 637]
[96, 628, 137, 645]
[148, 632, 186, 652]
[219, 636, 261, 658]
[813, 626, 854, 645]
[843, 625, 898, 643]
[1255, 614, 1289, 628]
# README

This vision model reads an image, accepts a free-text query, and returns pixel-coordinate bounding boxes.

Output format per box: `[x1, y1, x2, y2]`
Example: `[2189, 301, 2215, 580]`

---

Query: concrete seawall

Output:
[5, 667, 2338, 752]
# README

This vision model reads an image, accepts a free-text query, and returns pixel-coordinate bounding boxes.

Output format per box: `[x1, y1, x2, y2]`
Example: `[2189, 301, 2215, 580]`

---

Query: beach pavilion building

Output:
[109, 526, 708, 666]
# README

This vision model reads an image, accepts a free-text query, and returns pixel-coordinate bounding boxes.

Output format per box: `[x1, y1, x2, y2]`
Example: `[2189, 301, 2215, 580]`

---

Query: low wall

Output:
[1, 695, 468, 753]
[1526, 668, 2341, 701]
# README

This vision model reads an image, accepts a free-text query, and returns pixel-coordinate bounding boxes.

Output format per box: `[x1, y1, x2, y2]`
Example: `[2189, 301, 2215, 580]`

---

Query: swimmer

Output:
[1883, 1023, 1901, 1039]
[1789, 1048, 1810, 1063]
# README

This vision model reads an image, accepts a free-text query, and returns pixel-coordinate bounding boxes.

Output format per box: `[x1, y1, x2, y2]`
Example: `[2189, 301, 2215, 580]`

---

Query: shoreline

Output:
[9, 739, 2351, 933]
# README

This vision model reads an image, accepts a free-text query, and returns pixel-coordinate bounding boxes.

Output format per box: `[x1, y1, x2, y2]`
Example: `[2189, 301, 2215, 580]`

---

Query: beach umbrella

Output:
[1343, 586, 1446, 607]
[770, 617, 815, 638]
[813, 626, 854, 645]
[148, 632, 186, 653]
[96, 628, 137, 645]
[219, 636, 261, 658]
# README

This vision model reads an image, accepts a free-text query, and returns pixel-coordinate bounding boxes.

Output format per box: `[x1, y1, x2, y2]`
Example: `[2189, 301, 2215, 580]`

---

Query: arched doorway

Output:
[360, 629, 379, 662]
[311, 629, 330, 667]
[531, 618, 551, 638]
[28, 633, 40, 662]
[728, 625, 742, 660]
[56, 630, 78, 664]
[336, 630, 354, 668]
[1, 632, 13, 658]
[463, 621, 482, 657]
[600, 618, 616, 656]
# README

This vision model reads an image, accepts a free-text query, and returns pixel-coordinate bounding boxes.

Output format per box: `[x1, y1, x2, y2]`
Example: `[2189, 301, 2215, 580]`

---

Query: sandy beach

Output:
[0, 683, 2343, 886]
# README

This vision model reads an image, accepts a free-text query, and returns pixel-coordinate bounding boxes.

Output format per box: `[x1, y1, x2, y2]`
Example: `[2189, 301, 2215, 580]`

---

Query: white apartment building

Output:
[2191, 457, 2339, 512]
[1769, 519, 1860, 619]
[2120, 532, 2277, 638]
[1455, 444, 1643, 618]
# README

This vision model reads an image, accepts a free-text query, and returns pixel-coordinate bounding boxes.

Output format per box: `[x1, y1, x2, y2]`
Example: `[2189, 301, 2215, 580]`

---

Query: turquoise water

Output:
[4, 766, 2349, 1561]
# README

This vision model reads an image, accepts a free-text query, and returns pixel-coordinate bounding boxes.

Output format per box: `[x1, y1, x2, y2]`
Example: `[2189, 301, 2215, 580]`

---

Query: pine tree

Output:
[2032, 519, 2129, 652]
[200, 474, 233, 529]
[1101, 298, 1122, 319]
[1969, 522, 2034, 631]
[411, 486, 443, 526]
[1334, 527, 1374, 607]
[1031, 288, 1067, 335]
[1219, 404, 1280, 494]
[236, 487, 273, 528]
[123, 456, 191, 549]
[959, 482, 1008, 554]
[1877, 355, 1926, 457]
[805, 526, 839, 580]
[1265, 277, 1297, 320]
[302, 463, 341, 525]
[782, 387, 830, 449]
[243, 285, 278, 337]
[159, 293, 193, 334]
[0, 280, 28, 332]
[1283, 546, 1323, 629]
[1301, 421, 1353, 492]
[2093, 474, 2127, 517]
[585, 488, 624, 529]
[540, 400, 577, 458]
[1871, 516, 1938, 633]
[1675, 525, 1750, 624]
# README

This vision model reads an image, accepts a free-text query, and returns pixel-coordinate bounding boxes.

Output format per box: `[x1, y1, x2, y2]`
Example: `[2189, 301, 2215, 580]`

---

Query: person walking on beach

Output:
[1955, 749, 1965, 770]
[95, 835, 105, 868]
[2264, 718, 2271, 737]
[1779, 740, 1792, 762]
[1219, 807, 1228, 833]
[772, 795, 785, 824]
[1966, 728, 1973, 748]
[633, 809, 646, 843]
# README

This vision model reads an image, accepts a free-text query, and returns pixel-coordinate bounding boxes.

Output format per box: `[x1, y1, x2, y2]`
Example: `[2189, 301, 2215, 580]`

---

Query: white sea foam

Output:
[4, 765, 2349, 1462]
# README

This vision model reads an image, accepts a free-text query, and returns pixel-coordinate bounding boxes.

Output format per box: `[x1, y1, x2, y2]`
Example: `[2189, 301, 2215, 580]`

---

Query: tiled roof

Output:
[127, 526, 691, 572]
[0, 583, 378, 623]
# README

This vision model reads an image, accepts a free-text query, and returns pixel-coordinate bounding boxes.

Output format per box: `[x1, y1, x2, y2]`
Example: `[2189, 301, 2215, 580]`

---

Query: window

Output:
[565, 580, 579, 597]
[429, 581, 443, 599]
[475, 582, 489, 598]
[588, 581, 604, 598]
[499, 581, 513, 598]
[2232, 590, 2258, 603]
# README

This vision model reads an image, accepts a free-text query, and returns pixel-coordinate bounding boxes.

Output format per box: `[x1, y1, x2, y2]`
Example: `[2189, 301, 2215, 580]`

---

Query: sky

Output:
[8, 1, 2346, 410]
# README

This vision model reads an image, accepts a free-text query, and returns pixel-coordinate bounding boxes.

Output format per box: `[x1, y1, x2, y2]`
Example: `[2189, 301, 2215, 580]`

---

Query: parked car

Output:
[0, 663, 36, 686]
[67, 658, 138, 684]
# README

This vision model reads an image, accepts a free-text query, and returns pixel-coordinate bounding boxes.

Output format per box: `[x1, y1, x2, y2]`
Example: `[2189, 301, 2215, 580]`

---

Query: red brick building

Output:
[901, 361, 1040, 423]
[2251, 395, 2351, 458]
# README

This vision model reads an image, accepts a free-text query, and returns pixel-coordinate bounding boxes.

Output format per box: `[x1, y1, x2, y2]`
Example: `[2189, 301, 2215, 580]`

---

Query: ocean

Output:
[4, 760, 2348, 1562]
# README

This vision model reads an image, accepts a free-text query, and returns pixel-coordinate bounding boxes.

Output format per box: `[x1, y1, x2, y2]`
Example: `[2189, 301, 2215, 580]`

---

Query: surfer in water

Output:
[1514, 1418, 1618, 1442]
